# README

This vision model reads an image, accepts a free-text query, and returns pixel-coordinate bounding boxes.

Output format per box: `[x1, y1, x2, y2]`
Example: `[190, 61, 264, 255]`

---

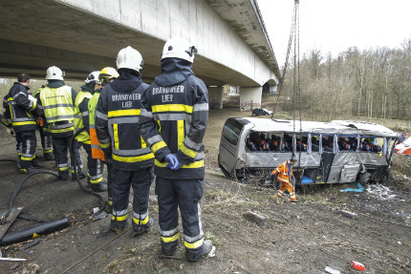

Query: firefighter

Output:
[37, 66, 84, 180]
[3, 73, 44, 173]
[138, 37, 214, 262]
[272, 156, 298, 202]
[74, 71, 107, 192]
[89, 67, 119, 210]
[33, 84, 54, 161]
[95, 47, 155, 236]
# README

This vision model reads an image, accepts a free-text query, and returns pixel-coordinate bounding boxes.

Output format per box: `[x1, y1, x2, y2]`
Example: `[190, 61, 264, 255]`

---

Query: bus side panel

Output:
[245, 152, 291, 169]
[326, 152, 389, 184]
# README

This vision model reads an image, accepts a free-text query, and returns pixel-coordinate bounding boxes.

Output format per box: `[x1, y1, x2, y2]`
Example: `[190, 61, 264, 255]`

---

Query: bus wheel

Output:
[358, 172, 372, 185]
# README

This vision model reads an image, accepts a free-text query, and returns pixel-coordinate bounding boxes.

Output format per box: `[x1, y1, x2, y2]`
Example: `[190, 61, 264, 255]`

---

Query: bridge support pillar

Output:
[240, 86, 262, 112]
[208, 86, 224, 109]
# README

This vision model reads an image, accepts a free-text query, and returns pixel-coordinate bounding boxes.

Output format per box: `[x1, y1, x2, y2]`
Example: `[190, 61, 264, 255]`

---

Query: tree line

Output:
[279, 39, 411, 122]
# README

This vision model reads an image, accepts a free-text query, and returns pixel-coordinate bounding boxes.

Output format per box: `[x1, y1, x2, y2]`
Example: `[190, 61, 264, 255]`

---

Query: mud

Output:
[0, 107, 410, 274]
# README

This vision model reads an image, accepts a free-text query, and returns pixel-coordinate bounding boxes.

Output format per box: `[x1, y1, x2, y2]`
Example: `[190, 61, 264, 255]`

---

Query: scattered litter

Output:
[207, 245, 216, 258]
[325, 266, 341, 274]
[92, 207, 108, 220]
[0, 255, 27, 262]
[351, 260, 365, 271]
[18, 238, 41, 251]
[22, 263, 40, 274]
[10, 263, 20, 270]
[336, 209, 358, 219]
[366, 184, 397, 200]
[340, 182, 364, 193]
[243, 211, 268, 227]
[28, 251, 33, 254]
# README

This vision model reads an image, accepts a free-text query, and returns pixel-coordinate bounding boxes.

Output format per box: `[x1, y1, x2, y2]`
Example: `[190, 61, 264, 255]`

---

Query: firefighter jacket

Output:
[37, 80, 77, 137]
[74, 84, 93, 144]
[138, 58, 209, 180]
[95, 70, 154, 171]
[272, 160, 293, 183]
[88, 91, 105, 161]
[3, 82, 38, 132]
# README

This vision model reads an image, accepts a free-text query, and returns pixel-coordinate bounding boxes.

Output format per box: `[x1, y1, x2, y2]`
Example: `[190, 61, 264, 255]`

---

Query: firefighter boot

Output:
[88, 179, 108, 192]
[32, 158, 45, 169]
[19, 166, 34, 174]
[109, 219, 127, 235]
[187, 240, 215, 262]
[59, 170, 70, 180]
[162, 242, 178, 256]
[43, 152, 55, 161]
[132, 217, 153, 237]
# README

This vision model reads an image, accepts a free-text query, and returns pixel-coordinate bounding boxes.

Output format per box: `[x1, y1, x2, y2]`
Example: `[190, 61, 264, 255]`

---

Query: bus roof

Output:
[227, 117, 399, 138]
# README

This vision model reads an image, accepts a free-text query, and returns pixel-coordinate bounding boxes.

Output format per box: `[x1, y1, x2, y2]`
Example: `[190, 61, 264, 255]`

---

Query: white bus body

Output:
[218, 118, 399, 185]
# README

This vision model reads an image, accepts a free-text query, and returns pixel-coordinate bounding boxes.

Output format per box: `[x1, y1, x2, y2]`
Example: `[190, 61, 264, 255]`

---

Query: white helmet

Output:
[161, 37, 198, 63]
[116, 46, 144, 73]
[46, 66, 64, 80]
[85, 71, 101, 85]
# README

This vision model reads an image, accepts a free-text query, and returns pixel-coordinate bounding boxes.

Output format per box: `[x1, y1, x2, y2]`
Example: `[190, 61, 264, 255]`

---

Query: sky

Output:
[257, 0, 411, 66]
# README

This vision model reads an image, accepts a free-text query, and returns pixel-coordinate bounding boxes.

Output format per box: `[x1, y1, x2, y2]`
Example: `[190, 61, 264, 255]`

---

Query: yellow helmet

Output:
[99, 67, 119, 86]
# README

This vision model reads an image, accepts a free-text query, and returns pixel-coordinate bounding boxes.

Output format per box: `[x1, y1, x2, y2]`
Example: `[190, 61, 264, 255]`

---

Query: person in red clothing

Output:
[272, 156, 297, 202]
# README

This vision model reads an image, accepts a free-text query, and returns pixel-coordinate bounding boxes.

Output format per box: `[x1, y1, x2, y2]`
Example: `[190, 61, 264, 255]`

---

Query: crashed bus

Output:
[218, 117, 400, 186]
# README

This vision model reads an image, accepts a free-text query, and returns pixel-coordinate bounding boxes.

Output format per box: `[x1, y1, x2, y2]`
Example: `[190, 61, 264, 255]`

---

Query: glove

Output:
[104, 155, 113, 166]
[165, 154, 182, 170]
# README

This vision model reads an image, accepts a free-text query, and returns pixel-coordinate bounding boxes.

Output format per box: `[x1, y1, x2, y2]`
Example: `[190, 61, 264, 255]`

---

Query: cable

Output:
[70, 128, 106, 219]
[0, 129, 107, 227]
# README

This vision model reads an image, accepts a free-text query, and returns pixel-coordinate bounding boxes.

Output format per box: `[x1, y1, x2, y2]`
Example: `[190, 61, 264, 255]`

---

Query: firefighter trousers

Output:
[81, 143, 103, 184]
[15, 130, 37, 169]
[52, 136, 82, 174]
[156, 177, 205, 260]
[111, 167, 154, 226]
[38, 126, 53, 157]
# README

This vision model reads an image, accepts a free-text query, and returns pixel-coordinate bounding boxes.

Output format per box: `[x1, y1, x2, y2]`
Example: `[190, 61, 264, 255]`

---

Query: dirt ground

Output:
[0, 106, 411, 274]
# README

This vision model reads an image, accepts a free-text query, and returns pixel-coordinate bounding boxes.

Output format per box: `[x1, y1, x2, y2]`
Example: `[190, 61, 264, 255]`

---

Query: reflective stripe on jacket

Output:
[95, 83, 154, 170]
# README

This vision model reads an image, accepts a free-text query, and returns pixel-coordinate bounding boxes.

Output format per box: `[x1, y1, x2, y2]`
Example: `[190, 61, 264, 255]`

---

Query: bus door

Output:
[317, 134, 336, 184]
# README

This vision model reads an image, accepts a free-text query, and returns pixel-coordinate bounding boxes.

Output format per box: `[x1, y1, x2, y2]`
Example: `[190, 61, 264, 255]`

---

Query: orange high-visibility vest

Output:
[88, 92, 105, 161]
[272, 160, 293, 183]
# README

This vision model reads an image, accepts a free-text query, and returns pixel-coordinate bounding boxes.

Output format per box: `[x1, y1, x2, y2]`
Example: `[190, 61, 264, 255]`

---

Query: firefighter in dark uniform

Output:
[95, 46, 155, 236]
[3, 73, 44, 173]
[74, 71, 107, 192]
[37, 66, 84, 180]
[138, 37, 214, 262]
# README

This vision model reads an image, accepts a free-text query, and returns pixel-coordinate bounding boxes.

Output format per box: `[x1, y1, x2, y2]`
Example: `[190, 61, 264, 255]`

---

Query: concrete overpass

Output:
[0, 0, 280, 109]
